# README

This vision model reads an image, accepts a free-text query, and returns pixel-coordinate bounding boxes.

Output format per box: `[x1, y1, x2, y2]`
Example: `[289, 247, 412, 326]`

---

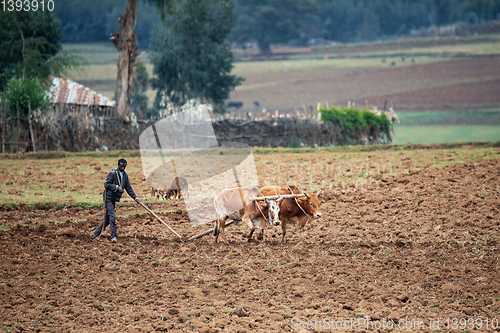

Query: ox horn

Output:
[316, 189, 322, 196]
[304, 192, 310, 199]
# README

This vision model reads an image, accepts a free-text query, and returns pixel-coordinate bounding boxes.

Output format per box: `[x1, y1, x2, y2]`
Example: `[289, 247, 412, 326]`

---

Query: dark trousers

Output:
[94, 199, 117, 239]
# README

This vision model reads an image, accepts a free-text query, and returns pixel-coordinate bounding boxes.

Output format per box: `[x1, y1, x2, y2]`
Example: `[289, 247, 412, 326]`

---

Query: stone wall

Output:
[1, 106, 392, 152]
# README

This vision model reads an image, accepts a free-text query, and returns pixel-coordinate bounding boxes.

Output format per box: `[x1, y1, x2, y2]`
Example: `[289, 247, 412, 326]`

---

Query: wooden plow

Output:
[137, 201, 184, 240]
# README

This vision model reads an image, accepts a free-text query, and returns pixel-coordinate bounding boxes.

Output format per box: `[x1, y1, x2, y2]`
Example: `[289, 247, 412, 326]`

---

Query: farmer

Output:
[92, 158, 141, 242]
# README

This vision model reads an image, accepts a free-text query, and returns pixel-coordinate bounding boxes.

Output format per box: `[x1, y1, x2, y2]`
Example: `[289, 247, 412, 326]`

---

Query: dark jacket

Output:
[103, 168, 138, 202]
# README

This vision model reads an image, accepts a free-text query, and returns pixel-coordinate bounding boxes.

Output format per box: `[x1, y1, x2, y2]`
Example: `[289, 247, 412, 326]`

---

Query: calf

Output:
[260, 186, 322, 243]
[213, 187, 281, 243]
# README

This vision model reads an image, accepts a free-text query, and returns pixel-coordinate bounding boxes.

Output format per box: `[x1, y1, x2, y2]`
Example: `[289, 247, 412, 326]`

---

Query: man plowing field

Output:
[92, 158, 141, 242]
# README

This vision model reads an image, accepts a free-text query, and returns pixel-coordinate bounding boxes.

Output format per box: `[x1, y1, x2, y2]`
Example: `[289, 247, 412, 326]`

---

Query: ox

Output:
[151, 187, 169, 200]
[260, 186, 321, 243]
[150, 176, 189, 201]
[166, 176, 189, 199]
[213, 187, 281, 243]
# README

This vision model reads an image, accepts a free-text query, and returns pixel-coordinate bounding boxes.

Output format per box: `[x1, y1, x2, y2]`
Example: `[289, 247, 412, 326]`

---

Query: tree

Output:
[462, 0, 500, 21]
[149, 0, 243, 114]
[232, 0, 319, 55]
[110, 0, 176, 119]
[0, 10, 77, 93]
[1, 77, 49, 117]
[1, 77, 50, 152]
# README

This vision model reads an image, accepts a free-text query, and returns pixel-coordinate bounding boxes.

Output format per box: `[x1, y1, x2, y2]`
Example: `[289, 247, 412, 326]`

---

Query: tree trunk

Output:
[2, 103, 6, 154]
[28, 102, 35, 152]
[16, 104, 20, 153]
[110, 0, 140, 119]
[259, 43, 272, 56]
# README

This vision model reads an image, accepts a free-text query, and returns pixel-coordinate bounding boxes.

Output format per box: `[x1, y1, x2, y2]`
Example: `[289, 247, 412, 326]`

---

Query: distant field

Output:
[398, 109, 500, 125]
[63, 34, 500, 112]
[235, 34, 500, 59]
[231, 35, 500, 112]
[395, 125, 500, 144]
[62, 34, 500, 144]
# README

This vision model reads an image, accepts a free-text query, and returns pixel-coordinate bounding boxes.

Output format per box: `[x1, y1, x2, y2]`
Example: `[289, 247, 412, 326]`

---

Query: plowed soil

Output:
[1, 156, 500, 332]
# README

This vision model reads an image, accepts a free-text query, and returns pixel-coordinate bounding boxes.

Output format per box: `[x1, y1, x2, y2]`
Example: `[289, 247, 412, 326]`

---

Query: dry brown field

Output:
[229, 54, 500, 113]
[1, 145, 500, 332]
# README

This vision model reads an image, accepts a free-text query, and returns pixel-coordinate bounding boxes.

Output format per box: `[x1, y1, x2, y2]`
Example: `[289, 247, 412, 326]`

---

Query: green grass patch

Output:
[1, 203, 20, 211]
[311, 34, 500, 55]
[396, 125, 500, 144]
[398, 109, 500, 125]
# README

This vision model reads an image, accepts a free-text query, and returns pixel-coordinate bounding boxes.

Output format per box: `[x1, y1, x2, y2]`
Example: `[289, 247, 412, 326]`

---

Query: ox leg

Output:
[281, 221, 288, 244]
[241, 216, 255, 240]
[214, 216, 229, 244]
[219, 217, 230, 244]
[256, 228, 264, 241]
[256, 218, 266, 241]
[213, 219, 220, 244]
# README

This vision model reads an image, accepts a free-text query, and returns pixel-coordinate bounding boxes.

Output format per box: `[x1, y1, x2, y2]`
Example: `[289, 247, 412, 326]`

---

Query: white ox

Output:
[213, 187, 281, 243]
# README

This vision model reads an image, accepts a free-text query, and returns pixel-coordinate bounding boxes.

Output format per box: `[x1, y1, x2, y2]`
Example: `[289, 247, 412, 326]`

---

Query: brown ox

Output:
[166, 176, 189, 199]
[151, 187, 167, 200]
[150, 176, 189, 201]
[260, 186, 321, 243]
[213, 187, 281, 243]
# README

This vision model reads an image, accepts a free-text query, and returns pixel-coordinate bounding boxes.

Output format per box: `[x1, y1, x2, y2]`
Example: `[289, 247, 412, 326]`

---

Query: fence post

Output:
[28, 102, 35, 153]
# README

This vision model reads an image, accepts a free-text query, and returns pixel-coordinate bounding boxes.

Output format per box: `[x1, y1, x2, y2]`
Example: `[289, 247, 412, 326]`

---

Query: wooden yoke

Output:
[251, 193, 307, 201]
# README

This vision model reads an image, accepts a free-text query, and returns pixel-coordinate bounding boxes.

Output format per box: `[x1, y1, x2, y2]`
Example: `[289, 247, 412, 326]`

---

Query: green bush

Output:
[319, 106, 392, 143]
[1, 77, 50, 117]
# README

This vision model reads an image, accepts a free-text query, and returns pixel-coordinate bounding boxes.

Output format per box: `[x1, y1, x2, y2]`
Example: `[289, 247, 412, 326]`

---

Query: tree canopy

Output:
[149, 0, 243, 113]
[1, 11, 60, 90]
[0, 10, 79, 119]
[131, 59, 151, 118]
[53, 0, 161, 47]
[232, 0, 319, 55]
[53, 0, 500, 48]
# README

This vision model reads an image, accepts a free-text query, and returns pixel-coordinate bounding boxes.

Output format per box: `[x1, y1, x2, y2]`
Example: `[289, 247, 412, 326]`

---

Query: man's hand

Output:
[117, 185, 124, 193]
